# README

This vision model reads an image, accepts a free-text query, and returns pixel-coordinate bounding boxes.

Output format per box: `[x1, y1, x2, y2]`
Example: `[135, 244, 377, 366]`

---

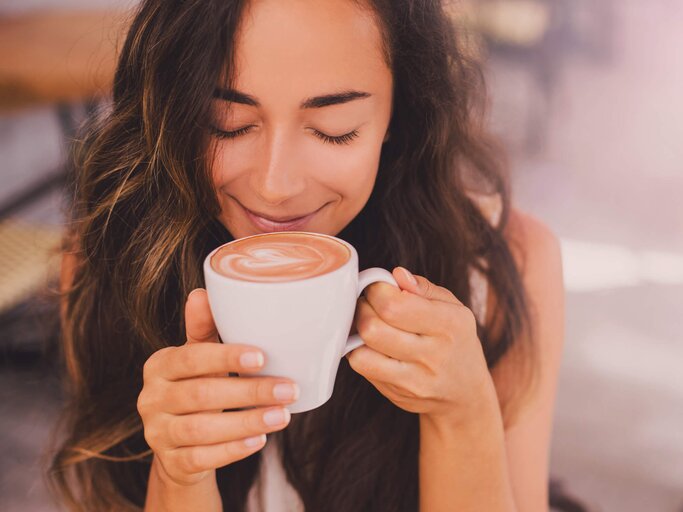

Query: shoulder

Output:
[502, 207, 563, 278]
[486, 206, 565, 425]
[484, 205, 565, 346]
[486, 207, 566, 509]
[466, 188, 561, 263]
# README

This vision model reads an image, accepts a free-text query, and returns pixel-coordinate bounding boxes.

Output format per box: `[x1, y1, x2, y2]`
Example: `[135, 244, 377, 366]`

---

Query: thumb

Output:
[184, 288, 220, 344]
[392, 267, 461, 305]
[184, 289, 229, 404]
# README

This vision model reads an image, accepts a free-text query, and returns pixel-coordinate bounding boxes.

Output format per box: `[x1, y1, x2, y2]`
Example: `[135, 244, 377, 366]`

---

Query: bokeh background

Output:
[1, 1, 682, 510]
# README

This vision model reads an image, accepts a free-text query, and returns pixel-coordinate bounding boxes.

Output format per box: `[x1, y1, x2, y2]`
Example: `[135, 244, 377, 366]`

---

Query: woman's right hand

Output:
[137, 288, 300, 487]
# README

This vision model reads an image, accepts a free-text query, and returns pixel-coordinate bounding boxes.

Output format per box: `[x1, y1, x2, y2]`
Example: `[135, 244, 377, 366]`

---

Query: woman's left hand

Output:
[346, 266, 497, 425]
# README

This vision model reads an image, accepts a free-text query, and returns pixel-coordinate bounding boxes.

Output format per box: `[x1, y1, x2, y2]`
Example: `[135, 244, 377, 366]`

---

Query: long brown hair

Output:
[48, 0, 536, 510]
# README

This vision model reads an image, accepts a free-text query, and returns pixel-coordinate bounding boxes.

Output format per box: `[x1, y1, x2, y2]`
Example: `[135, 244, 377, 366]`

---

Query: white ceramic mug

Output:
[203, 231, 398, 413]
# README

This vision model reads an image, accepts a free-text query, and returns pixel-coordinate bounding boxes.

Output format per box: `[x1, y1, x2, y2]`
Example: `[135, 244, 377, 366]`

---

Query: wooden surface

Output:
[0, 3, 549, 112]
[0, 9, 130, 111]
[0, 220, 62, 314]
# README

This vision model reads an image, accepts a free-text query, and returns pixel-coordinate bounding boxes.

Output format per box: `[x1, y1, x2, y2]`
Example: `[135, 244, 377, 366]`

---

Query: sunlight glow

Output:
[560, 238, 683, 292]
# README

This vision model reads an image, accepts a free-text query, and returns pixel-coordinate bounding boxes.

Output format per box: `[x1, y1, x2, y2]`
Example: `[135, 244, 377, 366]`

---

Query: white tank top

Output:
[245, 191, 502, 512]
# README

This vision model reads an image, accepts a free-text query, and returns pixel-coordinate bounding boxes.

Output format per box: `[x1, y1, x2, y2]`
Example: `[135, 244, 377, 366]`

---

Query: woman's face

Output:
[209, 0, 393, 239]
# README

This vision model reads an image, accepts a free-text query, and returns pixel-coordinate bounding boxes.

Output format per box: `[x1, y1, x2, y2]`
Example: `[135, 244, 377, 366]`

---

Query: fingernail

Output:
[244, 433, 266, 447]
[400, 267, 418, 286]
[240, 351, 264, 368]
[264, 408, 290, 426]
[273, 383, 299, 401]
[188, 288, 203, 299]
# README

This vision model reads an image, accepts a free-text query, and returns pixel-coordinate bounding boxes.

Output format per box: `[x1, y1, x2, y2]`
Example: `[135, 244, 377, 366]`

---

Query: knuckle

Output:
[181, 448, 204, 474]
[183, 417, 203, 442]
[189, 382, 211, 407]
[412, 380, 432, 400]
[252, 379, 268, 404]
[423, 280, 434, 297]
[414, 349, 433, 369]
[142, 424, 163, 450]
[445, 311, 461, 333]
[228, 346, 242, 370]
[137, 384, 162, 416]
[440, 285, 456, 301]
[156, 381, 174, 409]
[364, 283, 379, 302]
[136, 391, 149, 416]
[358, 315, 379, 339]
[171, 416, 200, 446]
[142, 356, 157, 382]
[181, 350, 202, 376]
[163, 451, 180, 475]
[377, 299, 399, 322]
[437, 304, 459, 331]
[457, 305, 477, 330]
[144, 347, 174, 380]
[242, 409, 259, 432]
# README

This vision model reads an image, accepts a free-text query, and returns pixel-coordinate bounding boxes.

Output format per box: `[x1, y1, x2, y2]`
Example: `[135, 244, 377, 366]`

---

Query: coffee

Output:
[204, 232, 398, 413]
[211, 232, 351, 283]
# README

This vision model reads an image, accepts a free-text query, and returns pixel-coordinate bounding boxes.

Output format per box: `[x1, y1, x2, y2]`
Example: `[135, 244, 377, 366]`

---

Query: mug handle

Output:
[342, 267, 399, 358]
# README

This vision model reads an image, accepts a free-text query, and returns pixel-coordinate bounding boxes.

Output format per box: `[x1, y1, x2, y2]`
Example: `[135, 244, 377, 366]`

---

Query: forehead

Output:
[230, 0, 390, 101]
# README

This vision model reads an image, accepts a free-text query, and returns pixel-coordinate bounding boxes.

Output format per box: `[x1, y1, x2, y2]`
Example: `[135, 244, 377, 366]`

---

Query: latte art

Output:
[211, 232, 350, 282]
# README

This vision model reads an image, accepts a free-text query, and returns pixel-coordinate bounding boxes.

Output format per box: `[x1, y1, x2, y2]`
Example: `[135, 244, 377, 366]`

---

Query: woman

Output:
[49, 0, 565, 511]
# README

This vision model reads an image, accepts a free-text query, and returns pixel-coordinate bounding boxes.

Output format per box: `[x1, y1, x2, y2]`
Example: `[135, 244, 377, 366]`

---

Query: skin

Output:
[209, 0, 393, 238]
[60, 1, 565, 510]
[203, 1, 565, 507]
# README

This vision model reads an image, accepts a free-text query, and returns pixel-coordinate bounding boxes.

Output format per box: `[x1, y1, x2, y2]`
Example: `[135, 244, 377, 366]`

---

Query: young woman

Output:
[49, 0, 565, 511]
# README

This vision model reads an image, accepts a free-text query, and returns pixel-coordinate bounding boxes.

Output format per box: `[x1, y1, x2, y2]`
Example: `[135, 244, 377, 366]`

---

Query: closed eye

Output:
[210, 125, 360, 146]
[312, 129, 359, 145]
[211, 125, 254, 140]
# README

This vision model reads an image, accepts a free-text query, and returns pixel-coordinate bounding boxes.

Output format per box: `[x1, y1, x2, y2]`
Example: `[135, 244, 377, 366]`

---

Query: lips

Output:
[237, 200, 325, 232]
[245, 208, 312, 223]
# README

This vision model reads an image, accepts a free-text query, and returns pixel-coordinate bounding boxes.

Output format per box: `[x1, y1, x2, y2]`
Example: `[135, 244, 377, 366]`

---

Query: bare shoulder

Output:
[502, 206, 563, 279]
[486, 206, 566, 426]
[486, 206, 564, 330]
[487, 210, 567, 509]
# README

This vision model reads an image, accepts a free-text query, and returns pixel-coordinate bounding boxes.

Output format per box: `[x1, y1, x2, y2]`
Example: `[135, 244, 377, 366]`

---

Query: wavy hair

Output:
[48, 0, 537, 510]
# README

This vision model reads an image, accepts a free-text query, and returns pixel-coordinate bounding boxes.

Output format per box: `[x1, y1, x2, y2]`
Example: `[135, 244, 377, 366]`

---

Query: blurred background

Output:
[1, 0, 681, 510]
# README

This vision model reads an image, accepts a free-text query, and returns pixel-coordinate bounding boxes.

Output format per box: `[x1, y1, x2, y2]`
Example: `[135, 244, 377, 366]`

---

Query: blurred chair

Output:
[470, 0, 566, 155]
[0, 102, 94, 359]
[0, 8, 126, 360]
[452, 0, 616, 156]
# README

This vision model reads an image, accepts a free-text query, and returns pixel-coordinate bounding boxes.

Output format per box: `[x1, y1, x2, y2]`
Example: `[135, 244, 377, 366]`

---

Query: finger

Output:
[364, 282, 464, 336]
[166, 406, 291, 448]
[354, 297, 426, 363]
[346, 344, 412, 384]
[150, 343, 266, 381]
[392, 267, 462, 305]
[185, 289, 220, 344]
[164, 376, 299, 414]
[166, 434, 268, 475]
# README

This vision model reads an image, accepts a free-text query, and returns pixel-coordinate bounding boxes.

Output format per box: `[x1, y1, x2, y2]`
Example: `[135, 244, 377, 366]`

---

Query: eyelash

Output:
[211, 125, 360, 146]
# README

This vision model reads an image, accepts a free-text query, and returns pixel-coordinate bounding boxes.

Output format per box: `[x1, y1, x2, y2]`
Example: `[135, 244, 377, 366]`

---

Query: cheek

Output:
[209, 136, 381, 195]
[209, 141, 250, 187]
[313, 145, 379, 197]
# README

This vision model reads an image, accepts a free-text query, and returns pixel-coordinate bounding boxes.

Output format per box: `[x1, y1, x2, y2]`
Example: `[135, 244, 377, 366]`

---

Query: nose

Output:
[249, 128, 307, 206]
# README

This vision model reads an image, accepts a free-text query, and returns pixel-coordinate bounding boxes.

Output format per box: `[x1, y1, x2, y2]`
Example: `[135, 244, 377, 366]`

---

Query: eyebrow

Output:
[213, 88, 372, 109]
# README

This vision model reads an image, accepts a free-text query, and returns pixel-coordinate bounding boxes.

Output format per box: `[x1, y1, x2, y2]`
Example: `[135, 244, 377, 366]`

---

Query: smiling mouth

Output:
[233, 198, 328, 232]
[242, 206, 319, 223]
